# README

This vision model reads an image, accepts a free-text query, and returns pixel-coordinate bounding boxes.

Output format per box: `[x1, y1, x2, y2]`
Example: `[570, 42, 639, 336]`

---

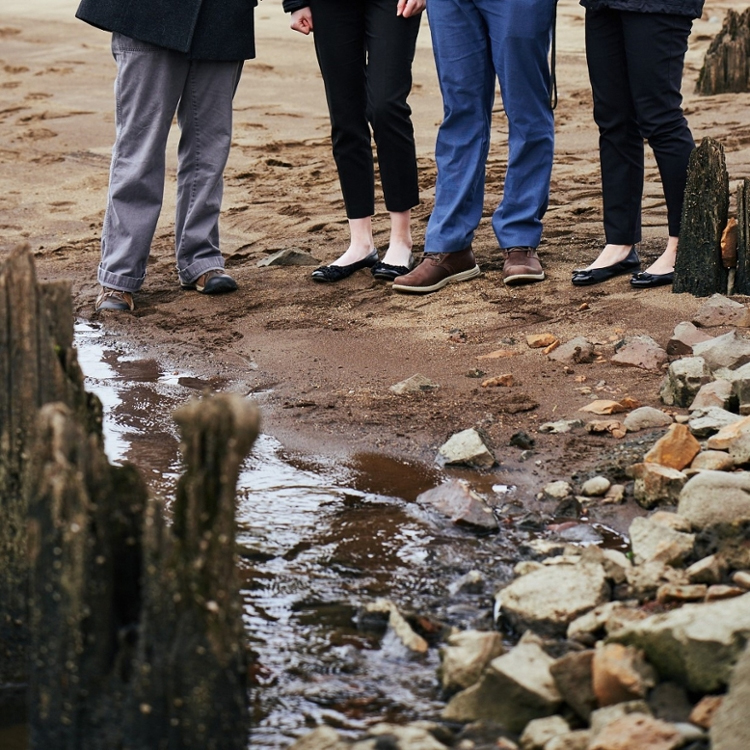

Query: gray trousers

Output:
[99, 33, 243, 292]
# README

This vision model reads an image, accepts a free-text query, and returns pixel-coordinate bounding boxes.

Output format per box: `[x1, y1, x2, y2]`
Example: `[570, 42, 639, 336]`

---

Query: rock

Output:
[589, 714, 683, 750]
[438, 429, 495, 469]
[629, 516, 695, 566]
[692, 330, 750, 372]
[623, 407, 673, 433]
[448, 570, 487, 596]
[364, 599, 428, 653]
[648, 510, 692, 532]
[390, 374, 440, 395]
[690, 450, 734, 471]
[527, 333, 558, 349]
[656, 584, 708, 603]
[628, 463, 687, 509]
[688, 407, 743, 438]
[542, 481, 573, 500]
[648, 682, 693, 723]
[733, 571, 750, 589]
[288, 725, 348, 750]
[728, 361, 750, 415]
[519, 715, 570, 750]
[589, 701, 652, 737]
[706, 414, 750, 450]
[711, 645, 750, 750]
[548, 337, 596, 365]
[567, 602, 629, 643]
[544, 731, 591, 750]
[592, 643, 657, 707]
[678, 470, 750, 529]
[609, 592, 750, 692]
[688, 380, 737, 413]
[582, 476, 611, 497]
[477, 348, 521, 360]
[600, 549, 633, 584]
[659, 357, 712, 407]
[585, 420, 626, 439]
[439, 630, 505, 693]
[256, 247, 320, 266]
[514, 561, 544, 577]
[550, 650, 597, 720]
[643, 424, 701, 470]
[706, 585, 746, 601]
[416, 480, 498, 530]
[509, 431, 534, 449]
[539, 419, 584, 434]
[482, 374, 514, 388]
[495, 562, 609, 636]
[625, 562, 689, 602]
[580, 399, 629, 415]
[361, 723, 450, 750]
[611, 335, 668, 371]
[667, 322, 714, 357]
[689, 695, 723, 730]
[692, 294, 750, 328]
[686, 554, 727, 585]
[693, 522, 750, 570]
[442, 636, 561, 732]
[602, 484, 627, 504]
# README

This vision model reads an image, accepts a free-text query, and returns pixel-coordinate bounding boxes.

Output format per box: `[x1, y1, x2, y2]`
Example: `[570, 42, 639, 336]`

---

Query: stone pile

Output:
[289, 294, 750, 750]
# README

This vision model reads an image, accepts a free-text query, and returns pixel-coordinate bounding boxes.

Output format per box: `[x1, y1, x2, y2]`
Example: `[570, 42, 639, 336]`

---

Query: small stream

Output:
[1, 322, 629, 749]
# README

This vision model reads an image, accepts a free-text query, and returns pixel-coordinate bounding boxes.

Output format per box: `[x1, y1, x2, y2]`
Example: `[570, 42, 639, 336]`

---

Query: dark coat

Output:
[580, 0, 704, 18]
[282, 0, 308, 11]
[76, 0, 257, 60]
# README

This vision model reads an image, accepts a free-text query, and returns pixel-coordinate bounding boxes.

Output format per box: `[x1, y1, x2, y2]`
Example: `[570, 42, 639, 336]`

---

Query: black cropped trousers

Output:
[585, 9, 695, 244]
[310, 0, 421, 219]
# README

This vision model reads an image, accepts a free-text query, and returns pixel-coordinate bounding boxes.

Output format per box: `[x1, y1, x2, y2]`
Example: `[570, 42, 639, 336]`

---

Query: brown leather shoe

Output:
[392, 246, 480, 294]
[502, 247, 545, 285]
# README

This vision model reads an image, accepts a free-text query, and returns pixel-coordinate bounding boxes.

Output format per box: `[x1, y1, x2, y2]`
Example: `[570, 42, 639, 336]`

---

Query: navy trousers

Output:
[585, 9, 695, 244]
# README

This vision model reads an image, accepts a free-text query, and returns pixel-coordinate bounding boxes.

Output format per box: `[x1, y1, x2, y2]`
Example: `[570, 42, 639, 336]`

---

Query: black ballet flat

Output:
[571, 246, 641, 286]
[311, 249, 378, 283]
[371, 255, 414, 282]
[630, 270, 674, 288]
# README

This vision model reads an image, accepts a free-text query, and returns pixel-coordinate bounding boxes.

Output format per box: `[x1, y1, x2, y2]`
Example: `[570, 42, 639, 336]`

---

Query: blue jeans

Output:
[99, 34, 243, 291]
[425, 0, 556, 253]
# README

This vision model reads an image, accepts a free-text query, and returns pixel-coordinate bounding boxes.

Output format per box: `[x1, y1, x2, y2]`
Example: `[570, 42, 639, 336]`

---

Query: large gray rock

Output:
[688, 406, 742, 437]
[729, 361, 750, 415]
[550, 650, 597, 720]
[609, 592, 750, 692]
[495, 562, 610, 636]
[416, 479, 498, 530]
[390, 374, 440, 395]
[628, 463, 687, 509]
[519, 715, 570, 750]
[693, 294, 750, 328]
[548, 336, 596, 365]
[667, 321, 715, 356]
[711, 645, 750, 750]
[688, 379, 737, 412]
[438, 428, 495, 468]
[438, 630, 505, 693]
[442, 636, 561, 732]
[678, 470, 750, 529]
[610, 336, 668, 371]
[692, 330, 750, 372]
[623, 407, 673, 433]
[659, 357, 712, 407]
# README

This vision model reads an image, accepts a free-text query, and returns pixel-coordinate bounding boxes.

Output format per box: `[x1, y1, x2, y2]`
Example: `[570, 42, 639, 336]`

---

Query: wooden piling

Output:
[673, 138, 730, 297]
[697, 9, 750, 96]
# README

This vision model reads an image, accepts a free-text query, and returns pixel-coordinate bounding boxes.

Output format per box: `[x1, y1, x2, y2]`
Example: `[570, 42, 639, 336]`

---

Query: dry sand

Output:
[2, 0, 750, 484]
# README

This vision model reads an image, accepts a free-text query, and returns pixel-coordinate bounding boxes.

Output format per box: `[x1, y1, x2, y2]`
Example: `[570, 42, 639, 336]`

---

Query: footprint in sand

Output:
[16, 128, 57, 141]
[3, 65, 28, 74]
[0, 28, 21, 37]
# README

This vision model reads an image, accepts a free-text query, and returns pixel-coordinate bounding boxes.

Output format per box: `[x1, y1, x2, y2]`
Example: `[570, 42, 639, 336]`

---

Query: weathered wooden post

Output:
[673, 138, 730, 296]
[736, 179, 750, 294]
[0, 245, 257, 747]
[0, 244, 97, 690]
[696, 9, 750, 95]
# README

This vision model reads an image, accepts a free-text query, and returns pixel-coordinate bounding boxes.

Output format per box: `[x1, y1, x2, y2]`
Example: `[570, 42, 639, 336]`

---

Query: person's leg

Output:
[99, 34, 186, 294]
[175, 59, 243, 288]
[423, 0, 495, 255]
[581, 8, 645, 271]
[310, 0, 377, 266]
[625, 12, 694, 275]
[482, 0, 555, 251]
[365, 0, 421, 267]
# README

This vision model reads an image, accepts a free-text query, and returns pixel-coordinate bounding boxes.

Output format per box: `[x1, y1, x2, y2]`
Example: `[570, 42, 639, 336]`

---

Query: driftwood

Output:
[697, 9, 750, 95]
[0, 245, 257, 747]
[673, 138, 730, 297]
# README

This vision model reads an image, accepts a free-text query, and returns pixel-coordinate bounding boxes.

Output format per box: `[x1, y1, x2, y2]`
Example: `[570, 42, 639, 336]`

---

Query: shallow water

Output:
[0, 323, 628, 749]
